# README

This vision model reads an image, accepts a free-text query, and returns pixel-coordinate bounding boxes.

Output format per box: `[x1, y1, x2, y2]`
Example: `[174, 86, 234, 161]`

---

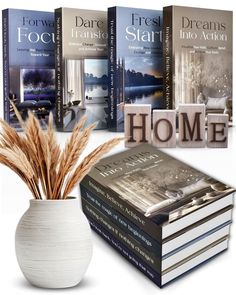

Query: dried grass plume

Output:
[0, 106, 123, 199]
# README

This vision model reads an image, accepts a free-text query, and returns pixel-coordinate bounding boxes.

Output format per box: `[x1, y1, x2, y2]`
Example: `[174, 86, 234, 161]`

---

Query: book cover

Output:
[163, 6, 233, 122]
[55, 7, 108, 131]
[2, 9, 55, 129]
[80, 144, 234, 241]
[108, 6, 164, 131]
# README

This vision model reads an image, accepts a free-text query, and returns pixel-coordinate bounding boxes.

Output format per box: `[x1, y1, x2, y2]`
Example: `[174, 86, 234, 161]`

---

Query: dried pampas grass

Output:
[0, 105, 123, 199]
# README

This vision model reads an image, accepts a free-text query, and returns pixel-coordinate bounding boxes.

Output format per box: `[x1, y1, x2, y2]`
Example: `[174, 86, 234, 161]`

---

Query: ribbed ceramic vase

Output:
[15, 198, 93, 289]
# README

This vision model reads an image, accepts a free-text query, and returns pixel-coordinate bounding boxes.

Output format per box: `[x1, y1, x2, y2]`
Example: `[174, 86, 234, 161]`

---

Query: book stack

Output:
[80, 144, 235, 287]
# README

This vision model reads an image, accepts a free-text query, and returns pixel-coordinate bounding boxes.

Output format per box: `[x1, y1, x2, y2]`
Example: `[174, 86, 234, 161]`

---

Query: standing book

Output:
[2, 9, 55, 129]
[55, 8, 108, 131]
[163, 6, 233, 122]
[108, 6, 164, 132]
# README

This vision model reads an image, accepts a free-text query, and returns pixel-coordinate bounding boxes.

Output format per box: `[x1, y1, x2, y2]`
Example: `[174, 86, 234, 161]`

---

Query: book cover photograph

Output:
[55, 8, 108, 131]
[83, 144, 234, 223]
[108, 7, 164, 131]
[163, 6, 233, 122]
[2, 9, 55, 129]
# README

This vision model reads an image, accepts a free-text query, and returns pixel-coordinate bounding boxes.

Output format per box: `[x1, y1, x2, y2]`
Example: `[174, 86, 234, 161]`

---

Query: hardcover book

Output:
[80, 184, 233, 256]
[55, 8, 108, 131]
[81, 195, 232, 275]
[108, 7, 164, 131]
[2, 9, 55, 129]
[80, 144, 235, 242]
[86, 212, 229, 287]
[163, 6, 233, 122]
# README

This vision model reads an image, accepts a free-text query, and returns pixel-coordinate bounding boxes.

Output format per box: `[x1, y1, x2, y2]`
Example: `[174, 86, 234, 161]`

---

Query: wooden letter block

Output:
[207, 114, 228, 148]
[124, 104, 151, 148]
[178, 104, 205, 148]
[153, 110, 176, 148]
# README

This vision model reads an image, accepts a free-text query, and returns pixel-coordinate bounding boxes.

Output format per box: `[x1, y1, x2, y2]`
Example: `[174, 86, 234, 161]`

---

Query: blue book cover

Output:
[108, 6, 164, 131]
[2, 9, 55, 129]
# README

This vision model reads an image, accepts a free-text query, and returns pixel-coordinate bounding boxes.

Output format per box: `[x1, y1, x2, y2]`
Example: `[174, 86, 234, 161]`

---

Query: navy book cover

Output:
[2, 9, 55, 129]
[108, 7, 164, 131]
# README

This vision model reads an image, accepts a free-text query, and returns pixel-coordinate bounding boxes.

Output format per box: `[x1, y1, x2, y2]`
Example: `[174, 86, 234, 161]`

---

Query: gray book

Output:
[163, 6, 233, 122]
[55, 7, 108, 131]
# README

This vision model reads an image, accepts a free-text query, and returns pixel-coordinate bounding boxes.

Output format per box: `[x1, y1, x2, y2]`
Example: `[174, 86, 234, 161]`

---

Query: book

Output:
[163, 6, 233, 122]
[87, 213, 229, 287]
[80, 184, 162, 253]
[2, 9, 55, 129]
[107, 6, 164, 132]
[80, 144, 235, 242]
[55, 7, 108, 131]
[81, 184, 233, 256]
[82, 196, 232, 274]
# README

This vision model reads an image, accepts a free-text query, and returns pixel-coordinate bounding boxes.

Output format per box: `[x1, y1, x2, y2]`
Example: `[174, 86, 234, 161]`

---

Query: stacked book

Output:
[80, 144, 235, 287]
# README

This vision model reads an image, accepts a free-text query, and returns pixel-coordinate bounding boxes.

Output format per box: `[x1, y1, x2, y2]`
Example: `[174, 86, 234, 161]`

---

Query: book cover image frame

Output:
[62, 56, 108, 130]
[20, 67, 56, 103]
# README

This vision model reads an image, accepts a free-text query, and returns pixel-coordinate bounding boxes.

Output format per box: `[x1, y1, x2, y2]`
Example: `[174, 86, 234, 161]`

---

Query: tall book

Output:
[108, 6, 164, 132]
[55, 8, 108, 131]
[163, 6, 233, 122]
[2, 9, 55, 129]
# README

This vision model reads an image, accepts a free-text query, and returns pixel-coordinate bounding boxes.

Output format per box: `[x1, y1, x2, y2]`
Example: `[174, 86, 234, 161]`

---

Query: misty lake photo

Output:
[125, 85, 164, 108]
[122, 56, 164, 108]
[85, 84, 108, 101]
[84, 59, 108, 103]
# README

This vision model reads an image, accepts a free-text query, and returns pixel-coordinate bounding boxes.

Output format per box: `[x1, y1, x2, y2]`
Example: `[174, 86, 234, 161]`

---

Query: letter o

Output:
[154, 118, 173, 142]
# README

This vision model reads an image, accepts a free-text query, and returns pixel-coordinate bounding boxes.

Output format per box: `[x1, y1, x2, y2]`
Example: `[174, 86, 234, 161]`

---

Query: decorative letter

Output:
[179, 104, 205, 148]
[207, 114, 228, 148]
[124, 104, 151, 147]
[153, 110, 176, 147]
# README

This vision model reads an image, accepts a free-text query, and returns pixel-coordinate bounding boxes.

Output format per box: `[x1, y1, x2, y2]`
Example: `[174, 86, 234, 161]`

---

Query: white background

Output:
[0, 0, 236, 294]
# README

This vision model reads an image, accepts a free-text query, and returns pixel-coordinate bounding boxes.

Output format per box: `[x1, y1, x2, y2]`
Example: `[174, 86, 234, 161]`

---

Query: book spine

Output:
[80, 184, 162, 254]
[108, 7, 117, 131]
[87, 213, 161, 287]
[55, 8, 64, 130]
[82, 197, 162, 274]
[163, 6, 173, 109]
[2, 10, 10, 122]
[80, 175, 162, 242]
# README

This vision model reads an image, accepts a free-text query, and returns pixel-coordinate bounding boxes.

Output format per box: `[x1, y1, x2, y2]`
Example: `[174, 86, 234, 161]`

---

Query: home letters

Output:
[124, 104, 228, 148]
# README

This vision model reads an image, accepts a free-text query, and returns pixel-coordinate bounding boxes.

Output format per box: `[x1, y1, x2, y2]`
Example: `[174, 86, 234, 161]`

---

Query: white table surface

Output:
[0, 128, 235, 295]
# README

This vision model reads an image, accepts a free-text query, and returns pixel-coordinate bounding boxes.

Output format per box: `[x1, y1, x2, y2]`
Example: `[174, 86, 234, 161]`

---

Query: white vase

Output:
[15, 198, 93, 289]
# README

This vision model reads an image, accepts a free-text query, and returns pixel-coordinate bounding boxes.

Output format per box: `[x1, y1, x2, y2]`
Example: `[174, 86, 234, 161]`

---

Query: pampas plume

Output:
[0, 105, 123, 199]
